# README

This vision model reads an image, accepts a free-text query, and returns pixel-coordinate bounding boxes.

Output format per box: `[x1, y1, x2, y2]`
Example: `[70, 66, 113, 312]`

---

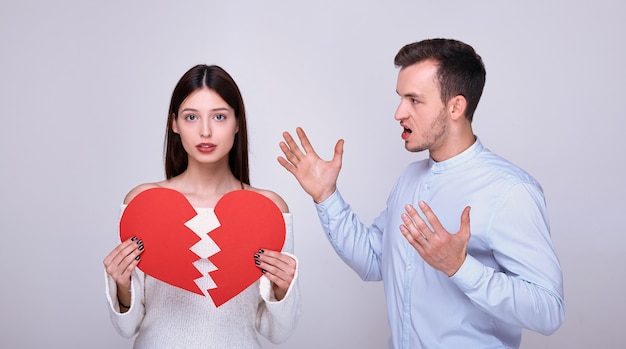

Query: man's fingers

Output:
[295, 127, 317, 155]
[459, 206, 472, 239]
[417, 201, 444, 234]
[399, 223, 427, 252]
[400, 208, 429, 248]
[404, 204, 430, 234]
[278, 141, 299, 169]
[277, 155, 295, 172]
[281, 131, 306, 159]
[332, 139, 344, 166]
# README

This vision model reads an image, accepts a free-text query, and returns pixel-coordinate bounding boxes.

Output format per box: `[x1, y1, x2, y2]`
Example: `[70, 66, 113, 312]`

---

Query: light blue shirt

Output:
[315, 138, 564, 349]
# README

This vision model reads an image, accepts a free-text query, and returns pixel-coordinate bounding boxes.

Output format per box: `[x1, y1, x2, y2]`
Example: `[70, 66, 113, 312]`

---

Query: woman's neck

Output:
[166, 163, 243, 207]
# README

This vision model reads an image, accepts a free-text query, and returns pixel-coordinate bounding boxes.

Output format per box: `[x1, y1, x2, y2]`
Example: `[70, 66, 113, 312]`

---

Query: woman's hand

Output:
[103, 237, 144, 312]
[254, 249, 296, 301]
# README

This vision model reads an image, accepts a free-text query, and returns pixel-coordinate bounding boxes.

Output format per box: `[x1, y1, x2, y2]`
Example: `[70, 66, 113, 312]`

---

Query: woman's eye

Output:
[185, 114, 197, 121]
[214, 114, 225, 121]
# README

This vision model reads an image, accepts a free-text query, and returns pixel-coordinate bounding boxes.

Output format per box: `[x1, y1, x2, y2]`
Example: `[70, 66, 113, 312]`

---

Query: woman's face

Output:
[172, 87, 238, 166]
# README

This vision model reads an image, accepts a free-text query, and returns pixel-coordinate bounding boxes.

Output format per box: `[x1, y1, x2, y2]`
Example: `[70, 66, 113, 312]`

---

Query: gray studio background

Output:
[1, 1, 623, 348]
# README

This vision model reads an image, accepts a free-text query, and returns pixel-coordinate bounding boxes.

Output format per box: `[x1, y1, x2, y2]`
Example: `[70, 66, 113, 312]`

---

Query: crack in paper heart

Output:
[184, 209, 221, 295]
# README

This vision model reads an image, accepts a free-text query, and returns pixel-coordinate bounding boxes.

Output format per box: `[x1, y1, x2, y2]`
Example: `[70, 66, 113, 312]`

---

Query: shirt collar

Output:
[428, 137, 484, 173]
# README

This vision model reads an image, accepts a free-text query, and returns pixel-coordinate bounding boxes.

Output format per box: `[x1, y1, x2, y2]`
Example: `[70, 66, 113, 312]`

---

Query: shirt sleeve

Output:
[314, 189, 384, 281]
[255, 213, 302, 344]
[450, 182, 565, 335]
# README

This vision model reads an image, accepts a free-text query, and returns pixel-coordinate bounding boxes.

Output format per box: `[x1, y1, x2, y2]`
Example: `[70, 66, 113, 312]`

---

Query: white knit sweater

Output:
[105, 212, 301, 349]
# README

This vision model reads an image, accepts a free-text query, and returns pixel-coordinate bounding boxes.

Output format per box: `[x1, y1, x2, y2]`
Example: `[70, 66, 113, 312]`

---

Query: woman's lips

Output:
[196, 143, 216, 153]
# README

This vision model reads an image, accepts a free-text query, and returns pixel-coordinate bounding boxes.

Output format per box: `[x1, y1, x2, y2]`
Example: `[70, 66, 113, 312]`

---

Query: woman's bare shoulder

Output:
[247, 186, 290, 213]
[123, 181, 167, 204]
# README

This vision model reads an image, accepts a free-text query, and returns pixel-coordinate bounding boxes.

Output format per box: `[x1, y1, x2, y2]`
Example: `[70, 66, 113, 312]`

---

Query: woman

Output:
[103, 65, 300, 348]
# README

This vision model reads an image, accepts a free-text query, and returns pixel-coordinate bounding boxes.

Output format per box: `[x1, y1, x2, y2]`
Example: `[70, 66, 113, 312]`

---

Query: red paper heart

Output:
[119, 188, 286, 306]
[119, 188, 203, 294]
[207, 190, 286, 306]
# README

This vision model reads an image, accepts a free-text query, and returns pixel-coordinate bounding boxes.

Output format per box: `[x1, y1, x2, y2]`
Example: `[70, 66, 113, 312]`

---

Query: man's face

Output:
[394, 60, 449, 154]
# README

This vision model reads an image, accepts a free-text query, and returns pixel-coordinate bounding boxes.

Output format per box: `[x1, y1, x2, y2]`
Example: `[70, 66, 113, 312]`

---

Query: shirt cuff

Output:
[449, 254, 491, 293]
[314, 189, 344, 226]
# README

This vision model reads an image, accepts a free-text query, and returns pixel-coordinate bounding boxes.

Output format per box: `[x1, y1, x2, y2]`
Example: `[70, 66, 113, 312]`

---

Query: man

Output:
[277, 38, 564, 348]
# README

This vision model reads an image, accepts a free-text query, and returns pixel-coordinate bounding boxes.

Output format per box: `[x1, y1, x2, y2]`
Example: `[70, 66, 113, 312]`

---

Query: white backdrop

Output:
[1, 1, 624, 348]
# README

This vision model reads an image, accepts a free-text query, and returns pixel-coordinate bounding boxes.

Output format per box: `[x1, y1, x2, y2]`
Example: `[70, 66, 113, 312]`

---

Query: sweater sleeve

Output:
[104, 267, 146, 338]
[104, 204, 146, 338]
[255, 213, 302, 343]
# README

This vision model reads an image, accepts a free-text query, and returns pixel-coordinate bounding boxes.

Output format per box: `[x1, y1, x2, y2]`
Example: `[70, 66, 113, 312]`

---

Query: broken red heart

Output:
[119, 188, 203, 294]
[119, 188, 286, 306]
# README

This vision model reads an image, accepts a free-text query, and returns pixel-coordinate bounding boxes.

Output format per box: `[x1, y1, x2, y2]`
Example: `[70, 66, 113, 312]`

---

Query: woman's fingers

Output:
[254, 250, 295, 282]
[103, 237, 144, 285]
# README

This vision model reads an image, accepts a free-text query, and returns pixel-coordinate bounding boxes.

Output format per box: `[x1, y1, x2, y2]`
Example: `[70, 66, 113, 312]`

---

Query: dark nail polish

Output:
[254, 253, 260, 259]
[138, 245, 144, 251]
[258, 249, 265, 254]
[135, 255, 141, 261]
[255, 260, 261, 265]
[262, 269, 266, 274]
[137, 239, 143, 245]
[131, 236, 137, 241]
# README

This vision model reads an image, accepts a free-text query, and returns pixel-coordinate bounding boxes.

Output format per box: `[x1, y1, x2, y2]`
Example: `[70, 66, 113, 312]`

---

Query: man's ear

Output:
[448, 95, 467, 121]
